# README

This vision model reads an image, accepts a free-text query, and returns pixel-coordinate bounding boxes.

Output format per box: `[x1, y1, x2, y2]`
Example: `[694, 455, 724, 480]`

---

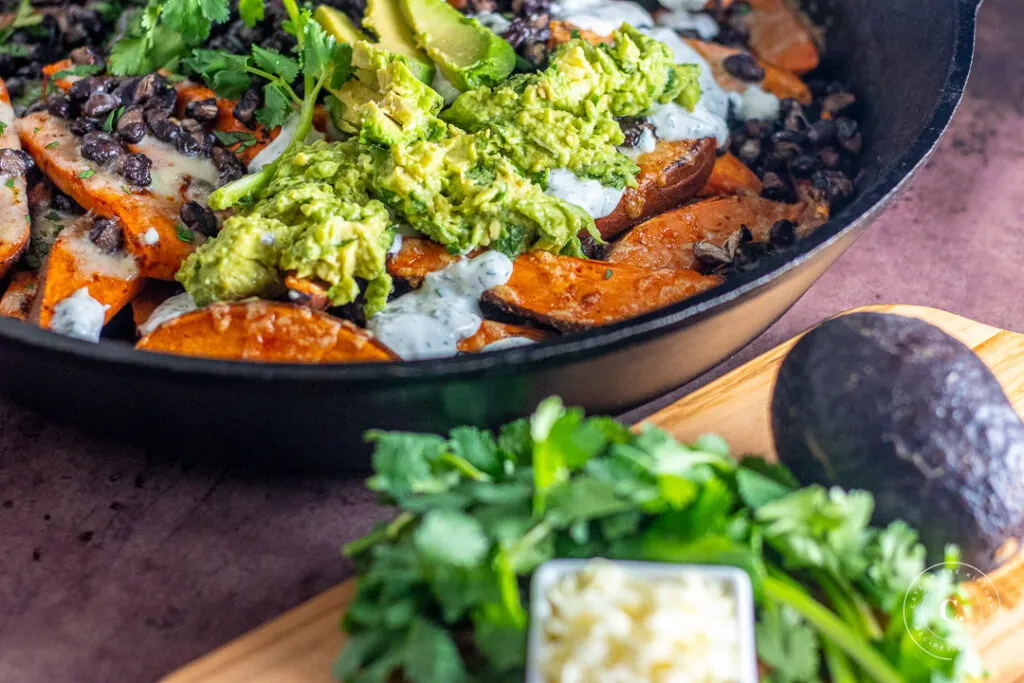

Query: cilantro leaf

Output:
[251, 46, 299, 84]
[757, 602, 822, 683]
[256, 82, 293, 128]
[402, 618, 466, 683]
[238, 0, 264, 27]
[860, 521, 926, 612]
[162, 0, 229, 43]
[365, 431, 450, 500]
[447, 426, 501, 477]
[413, 509, 489, 569]
[108, 36, 150, 76]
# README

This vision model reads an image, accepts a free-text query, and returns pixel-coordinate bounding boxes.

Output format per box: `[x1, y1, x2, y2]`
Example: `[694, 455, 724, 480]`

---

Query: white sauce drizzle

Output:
[545, 169, 625, 219]
[138, 292, 197, 336]
[472, 11, 512, 34]
[482, 336, 536, 351]
[368, 250, 513, 360]
[551, 0, 653, 34]
[260, 231, 275, 246]
[131, 137, 220, 201]
[49, 287, 108, 342]
[640, 27, 731, 148]
[387, 232, 404, 256]
[729, 85, 782, 122]
[657, 0, 708, 11]
[142, 227, 160, 245]
[431, 70, 463, 106]
[655, 9, 719, 40]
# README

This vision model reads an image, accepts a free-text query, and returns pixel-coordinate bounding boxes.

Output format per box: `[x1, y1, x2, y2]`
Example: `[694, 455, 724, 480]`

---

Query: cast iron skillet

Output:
[0, 0, 981, 470]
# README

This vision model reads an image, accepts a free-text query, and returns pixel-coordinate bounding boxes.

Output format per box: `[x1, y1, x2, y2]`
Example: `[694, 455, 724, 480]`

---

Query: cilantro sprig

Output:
[202, 0, 352, 210]
[339, 397, 983, 683]
[108, 0, 230, 75]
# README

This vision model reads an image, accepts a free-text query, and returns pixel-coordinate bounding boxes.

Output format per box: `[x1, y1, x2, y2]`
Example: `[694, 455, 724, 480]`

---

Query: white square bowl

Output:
[526, 559, 759, 683]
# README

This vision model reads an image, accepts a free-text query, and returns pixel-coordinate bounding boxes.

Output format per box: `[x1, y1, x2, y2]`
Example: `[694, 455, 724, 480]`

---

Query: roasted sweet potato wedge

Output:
[0, 269, 37, 320]
[457, 320, 551, 352]
[606, 195, 813, 271]
[176, 84, 278, 166]
[283, 273, 331, 310]
[29, 214, 143, 328]
[484, 251, 724, 332]
[740, 0, 820, 75]
[0, 78, 30, 278]
[698, 153, 763, 197]
[136, 301, 398, 363]
[685, 39, 812, 104]
[547, 20, 609, 48]
[386, 237, 468, 284]
[596, 138, 717, 239]
[18, 111, 218, 280]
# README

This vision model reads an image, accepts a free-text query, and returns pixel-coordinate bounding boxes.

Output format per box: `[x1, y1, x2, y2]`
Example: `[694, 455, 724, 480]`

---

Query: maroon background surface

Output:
[1, 1, 1021, 680]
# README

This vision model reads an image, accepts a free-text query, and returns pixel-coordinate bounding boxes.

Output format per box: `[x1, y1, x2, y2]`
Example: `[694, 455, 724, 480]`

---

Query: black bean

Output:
[770, 129, 807, 146]
[822, 92, 856, 116]
[81, 131, 124, 164]
[132, 73, 161, 103]
[148, 88, 177, 114]
[723, 53, 765, 82]
[68, 116, 98, 136]
[88, 218, 123, 254]
[835, 117, 858, 140]
[211, 146, 245, 185]
[68, 78, 93, 102]
[745, 119, 771, 139]
[113, 78, 140, 106]
[233, 88, 260, 128]
[0, 148, 34, 176]
[176, 130, 209, 157]
[772, 141, 803, 163]
[179, 201, 218, 236]
[120, 152, 152, 187]
[115, 106, 145, 143]
[47, 96, 72, 119]
[180, 118, 204, 134]
[784, 108, 807, 134]
[818, 146, 841, 169]
[52, 192, 77, 213]
[805, 119, 836, 146]
[789, 154, 818, 178]
[185, 98, 218, 123]
[812, 169, 854, 203]
[761, 171, 794, 202]
[769, 219, 796, 247]
[83, 92, 119, 118]
[146, 111, 181, 143]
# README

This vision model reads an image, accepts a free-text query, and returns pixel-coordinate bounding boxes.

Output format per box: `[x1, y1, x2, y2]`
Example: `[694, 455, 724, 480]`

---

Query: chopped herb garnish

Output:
[102, 106, 125, 133]
[45, 141, 59, 149]
[121, 185, 132, 194]
[214, 130, 259, 151]
[78, 169, 96, 179]
[604, 268, 613, 279]
[175, 223, 194, 243]
[23, 253, 40, 269]
[33, 127, 39, 133]
[46, 63, 103, 95]
[45, 210, 62, 221]
[4, 179, 14, 189]
[0, 122, 6, 136]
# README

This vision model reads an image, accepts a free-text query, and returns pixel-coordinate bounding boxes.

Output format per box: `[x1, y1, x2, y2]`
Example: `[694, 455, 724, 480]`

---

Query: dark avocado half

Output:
[771, 312, 1024, 571]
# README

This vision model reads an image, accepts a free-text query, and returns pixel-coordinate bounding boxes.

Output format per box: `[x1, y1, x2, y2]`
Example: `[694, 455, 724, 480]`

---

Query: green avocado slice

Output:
[400, 0, 515, 92]
[314, 5, 367, 46]
[362, 0, 435, 83]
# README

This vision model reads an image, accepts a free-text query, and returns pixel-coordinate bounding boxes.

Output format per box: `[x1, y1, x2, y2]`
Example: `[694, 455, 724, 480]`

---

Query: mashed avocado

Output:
[178, 27, 701, 311]
[443, 25, 701, 188]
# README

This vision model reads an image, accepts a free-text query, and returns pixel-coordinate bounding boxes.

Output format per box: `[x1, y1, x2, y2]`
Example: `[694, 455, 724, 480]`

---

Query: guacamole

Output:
[178, 27, 702, 312]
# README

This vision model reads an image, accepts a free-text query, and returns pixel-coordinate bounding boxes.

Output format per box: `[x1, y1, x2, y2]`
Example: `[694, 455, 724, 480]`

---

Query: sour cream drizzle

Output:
[368, 250, 514, 360]
[139, 292, 197, 336]
[544, 169, 625, 219]
[482, 336, 537, 351]
[50, 287, 108, 342]
[551, 0, 654, 34]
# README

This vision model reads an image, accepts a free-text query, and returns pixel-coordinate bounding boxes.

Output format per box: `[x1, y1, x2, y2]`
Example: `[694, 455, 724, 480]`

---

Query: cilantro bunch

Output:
[338, 397, 982, 683]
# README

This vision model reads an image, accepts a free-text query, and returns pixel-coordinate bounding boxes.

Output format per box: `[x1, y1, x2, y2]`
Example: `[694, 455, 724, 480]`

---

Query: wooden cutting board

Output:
[161, 304, 1024, 683]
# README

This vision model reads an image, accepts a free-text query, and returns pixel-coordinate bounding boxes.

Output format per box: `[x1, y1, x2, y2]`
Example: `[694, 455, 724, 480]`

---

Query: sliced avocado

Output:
[771, 312, 1024, 572]
[314, 5, 368, 46]
[400, 0, 515, 91]
[362, 0, 434, 83]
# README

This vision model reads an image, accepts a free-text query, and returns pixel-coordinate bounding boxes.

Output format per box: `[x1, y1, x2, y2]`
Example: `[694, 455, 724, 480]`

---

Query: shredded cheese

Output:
[540, 561, 742, 683]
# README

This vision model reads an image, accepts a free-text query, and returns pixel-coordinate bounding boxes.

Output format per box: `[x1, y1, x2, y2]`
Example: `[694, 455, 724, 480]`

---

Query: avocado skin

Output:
[771, 312, 1024, 571]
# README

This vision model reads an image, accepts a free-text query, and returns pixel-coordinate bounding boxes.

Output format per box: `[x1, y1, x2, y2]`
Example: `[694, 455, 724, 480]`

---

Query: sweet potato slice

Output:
[698, 153, 763, 198]
[18, 111, 217, 280]
[685, 39, 812, 104]
[136, 301, 398, 363]
[547, 20, 609, 48]
[29, 214, 142, 328]
[0, 269, 37, 320]
[386, 237, 469, 284]
[0, 78, 30, 278]
[483, 251, 724, 332]
[606, 195, 810, 271]
[176, 84, 278, 166]
[740, 0, 820, 75]
[457, 320, 551, 353]
[596, 138, 716, 239]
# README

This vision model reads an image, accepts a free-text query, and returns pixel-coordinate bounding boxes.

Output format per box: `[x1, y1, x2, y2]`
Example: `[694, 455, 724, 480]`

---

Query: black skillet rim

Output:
[0, 0, 981, 386]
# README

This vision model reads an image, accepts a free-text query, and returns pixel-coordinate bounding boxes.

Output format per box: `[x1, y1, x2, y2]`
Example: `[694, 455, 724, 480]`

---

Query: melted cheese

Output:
[131, 138, 220, 202]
